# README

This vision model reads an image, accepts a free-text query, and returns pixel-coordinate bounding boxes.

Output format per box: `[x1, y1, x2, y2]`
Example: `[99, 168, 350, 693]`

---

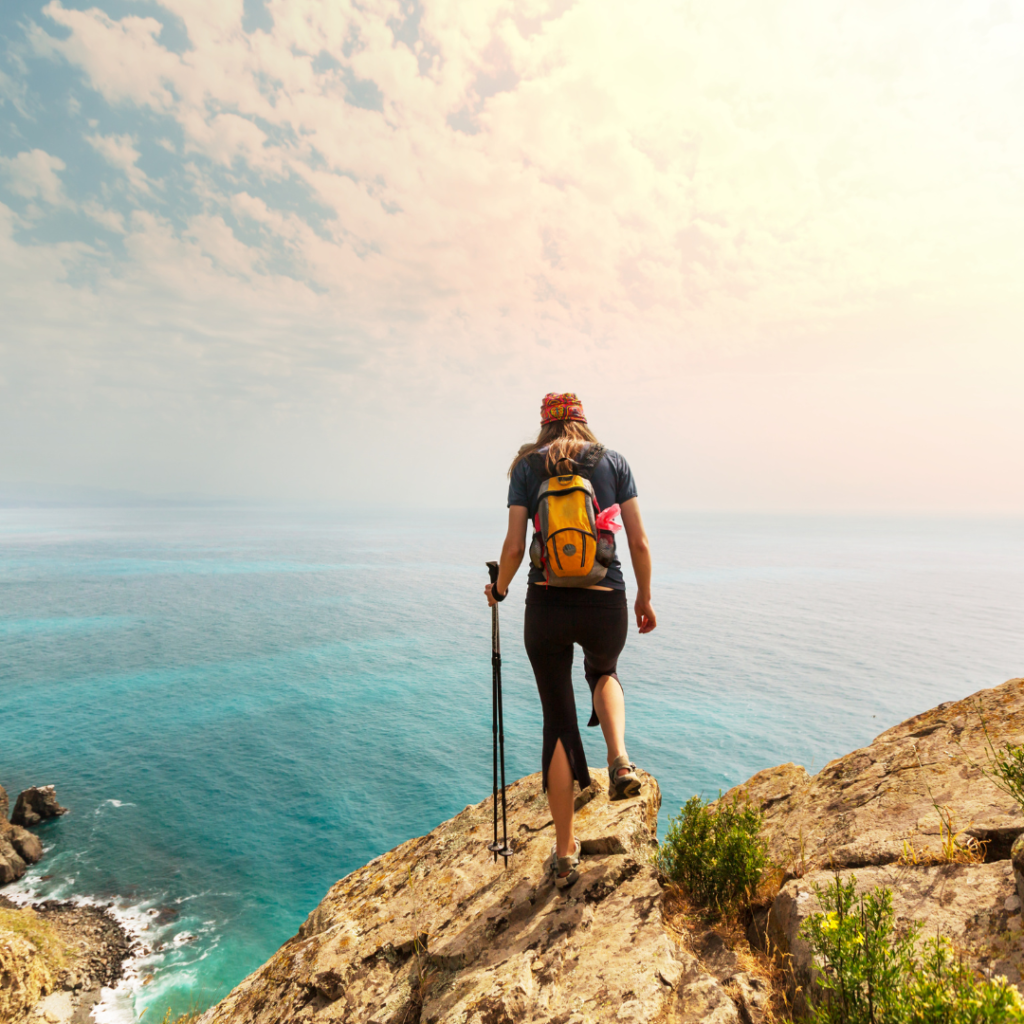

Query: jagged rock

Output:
[10, 824, 45, 864]
[199, 769, 735, 1024]
[722, 972, 770, 1024]
[0, 838, 28, 884]
[0, 927, 56, 1021]
[0, 784, 33, 883]
[723, 678, 1024, 875]
[767, 861, 1024, 1015]
[1013, 833, 1024, 904]
[733, 679, 1024, 1013]
[11, 786, 68, 828]
[691, 932, 770, 1024]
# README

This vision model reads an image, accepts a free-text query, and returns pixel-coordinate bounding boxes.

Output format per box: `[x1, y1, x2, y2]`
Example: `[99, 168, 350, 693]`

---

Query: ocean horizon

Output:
[2, 506, 1022, 1021]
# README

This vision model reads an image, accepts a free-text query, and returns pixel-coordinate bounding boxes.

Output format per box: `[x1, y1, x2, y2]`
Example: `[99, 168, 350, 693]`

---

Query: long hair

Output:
[508, 419, 601, 478]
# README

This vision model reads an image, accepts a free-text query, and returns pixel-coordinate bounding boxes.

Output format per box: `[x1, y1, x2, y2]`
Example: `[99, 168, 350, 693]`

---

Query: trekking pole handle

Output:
[486, 561, 501, 658]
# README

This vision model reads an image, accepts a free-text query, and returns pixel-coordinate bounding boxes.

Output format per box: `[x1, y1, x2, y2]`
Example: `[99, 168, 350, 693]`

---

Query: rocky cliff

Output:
[198, 768, 725, 1024]
[727, 676, 1024, 1012]
[197, 678, 1024, 1024]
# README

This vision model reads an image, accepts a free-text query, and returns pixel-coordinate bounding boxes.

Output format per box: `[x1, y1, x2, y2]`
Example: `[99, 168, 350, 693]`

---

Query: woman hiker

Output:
[484, 392, 656, 889]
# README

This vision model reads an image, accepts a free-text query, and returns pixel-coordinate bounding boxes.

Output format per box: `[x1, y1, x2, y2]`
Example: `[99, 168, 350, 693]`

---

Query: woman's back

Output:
[507, 443, 638, 590]
[485, 392, 655, 890]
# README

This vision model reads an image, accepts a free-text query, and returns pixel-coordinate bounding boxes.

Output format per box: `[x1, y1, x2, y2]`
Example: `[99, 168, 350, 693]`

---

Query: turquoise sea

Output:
[1, 507, 1023, 1020]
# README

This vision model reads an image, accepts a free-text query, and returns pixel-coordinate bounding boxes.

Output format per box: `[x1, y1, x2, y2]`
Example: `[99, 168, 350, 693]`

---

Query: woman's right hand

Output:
[634, 596, 657, 634]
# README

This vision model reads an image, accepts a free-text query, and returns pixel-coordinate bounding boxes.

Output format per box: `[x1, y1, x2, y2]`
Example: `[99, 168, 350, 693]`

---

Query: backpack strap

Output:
[573, 443, 606, 479]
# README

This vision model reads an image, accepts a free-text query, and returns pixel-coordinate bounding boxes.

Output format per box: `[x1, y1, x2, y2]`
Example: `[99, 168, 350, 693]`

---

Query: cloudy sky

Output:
[1, 0, 1022, 510]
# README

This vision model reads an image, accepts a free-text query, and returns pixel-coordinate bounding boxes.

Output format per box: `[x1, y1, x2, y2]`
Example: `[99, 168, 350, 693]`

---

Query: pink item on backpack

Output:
[595, 504, 623, 533]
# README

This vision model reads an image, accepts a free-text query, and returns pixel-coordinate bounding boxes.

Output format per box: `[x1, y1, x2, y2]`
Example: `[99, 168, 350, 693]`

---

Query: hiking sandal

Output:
[549, 838, 581, 889]
[608, 755, 642, 800]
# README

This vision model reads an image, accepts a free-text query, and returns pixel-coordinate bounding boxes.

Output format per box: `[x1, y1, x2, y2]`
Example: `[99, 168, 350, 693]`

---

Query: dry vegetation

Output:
[898, 804, 988, 866]
[0, 905, 70, 1023]
[662, 881, 795, 1024]
[154, 1009, 203, 1024]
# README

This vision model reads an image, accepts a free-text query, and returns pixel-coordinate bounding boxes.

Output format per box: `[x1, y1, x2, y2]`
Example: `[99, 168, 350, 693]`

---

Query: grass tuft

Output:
[899, 805, 987, 866]
[982, 741, 1024, 815]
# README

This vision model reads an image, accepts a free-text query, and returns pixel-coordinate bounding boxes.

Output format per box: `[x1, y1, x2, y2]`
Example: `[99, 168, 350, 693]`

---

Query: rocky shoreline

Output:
[1, 783, 141, 1023]
[0, 893, 139, 1023]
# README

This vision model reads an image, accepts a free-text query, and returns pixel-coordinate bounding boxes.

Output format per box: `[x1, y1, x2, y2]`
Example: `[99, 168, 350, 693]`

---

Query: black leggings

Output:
[523, 586, 629, 792]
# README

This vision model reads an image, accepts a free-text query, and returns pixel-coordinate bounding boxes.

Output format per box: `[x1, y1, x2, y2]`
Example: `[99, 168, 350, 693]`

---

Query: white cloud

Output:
[0, 65, 30, 116]
[33, 1, 180, 108]
[1, 0, 1023, 507]
[0, 149, 69, 205]
[81, 199, 126, 233]
[86, 132, 152, 193]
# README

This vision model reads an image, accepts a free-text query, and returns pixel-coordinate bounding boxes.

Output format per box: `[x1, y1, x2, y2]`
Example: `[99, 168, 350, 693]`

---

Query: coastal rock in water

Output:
[768, 862, 1024, 1014]
[1, 783, 60, 881]
[0, 784, 29, 883]
[199, 769, 744, 1024]
[0, 838, 28, 884]
[11, 786, 68, 828]
[9, 824, 45, 865]
[723, 678, 1024, 874]
[0, 781, 62, 884]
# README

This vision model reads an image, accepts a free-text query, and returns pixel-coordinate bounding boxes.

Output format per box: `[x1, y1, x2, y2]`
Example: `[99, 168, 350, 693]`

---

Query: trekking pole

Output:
[488, 561, 499, 862]
[486, 561, 513, 865]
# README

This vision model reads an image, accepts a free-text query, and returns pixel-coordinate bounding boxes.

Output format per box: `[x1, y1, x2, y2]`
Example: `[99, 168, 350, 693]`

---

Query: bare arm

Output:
[485, 505, 529, 606]
[620, 497, 656, 633]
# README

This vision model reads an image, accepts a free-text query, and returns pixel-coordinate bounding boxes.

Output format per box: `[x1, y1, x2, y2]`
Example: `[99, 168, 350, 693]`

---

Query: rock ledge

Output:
[199, 769, 754, 1024]
[199, 678, 1024, 1023]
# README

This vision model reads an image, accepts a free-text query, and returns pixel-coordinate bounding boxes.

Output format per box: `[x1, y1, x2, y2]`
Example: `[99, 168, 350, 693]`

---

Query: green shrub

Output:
[983, 742, 1024, 814]
[656, 794, 768, 917]
[802, 875, 1024, 1024]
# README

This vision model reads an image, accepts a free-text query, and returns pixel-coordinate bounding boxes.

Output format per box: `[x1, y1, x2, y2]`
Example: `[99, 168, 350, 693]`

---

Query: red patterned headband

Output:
[541, 392, 587, 424]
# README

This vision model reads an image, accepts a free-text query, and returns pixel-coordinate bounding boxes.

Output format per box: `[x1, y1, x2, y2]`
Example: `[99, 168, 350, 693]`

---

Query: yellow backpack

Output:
[528, 446, 614, 587]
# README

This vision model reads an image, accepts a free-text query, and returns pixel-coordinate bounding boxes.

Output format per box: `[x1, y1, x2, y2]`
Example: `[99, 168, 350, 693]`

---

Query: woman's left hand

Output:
[484, 583, 499, 607]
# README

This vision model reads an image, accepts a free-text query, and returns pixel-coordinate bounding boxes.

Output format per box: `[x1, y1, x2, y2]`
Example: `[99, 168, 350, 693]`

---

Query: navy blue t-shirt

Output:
[507, 444, 638, 590]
